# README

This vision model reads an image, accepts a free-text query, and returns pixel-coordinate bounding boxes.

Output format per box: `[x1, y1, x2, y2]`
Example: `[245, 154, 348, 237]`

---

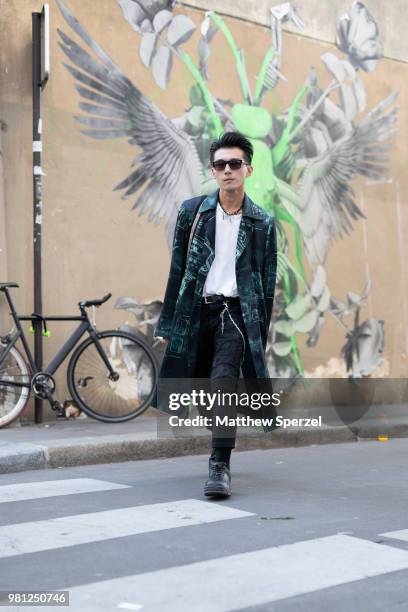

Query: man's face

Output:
[211, 147, 253, 192]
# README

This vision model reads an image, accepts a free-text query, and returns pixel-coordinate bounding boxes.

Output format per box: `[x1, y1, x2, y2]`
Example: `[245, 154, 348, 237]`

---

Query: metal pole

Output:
[32, 12, 43, 423]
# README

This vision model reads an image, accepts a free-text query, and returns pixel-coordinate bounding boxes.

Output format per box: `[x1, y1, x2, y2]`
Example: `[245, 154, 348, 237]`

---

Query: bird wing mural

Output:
[293, 89, 398, 265]
[55, 0, 399, 381]
[56, 0, 202, 247]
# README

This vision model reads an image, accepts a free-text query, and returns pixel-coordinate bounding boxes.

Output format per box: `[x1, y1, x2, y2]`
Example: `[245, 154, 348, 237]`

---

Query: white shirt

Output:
[203, 202, 242, 297]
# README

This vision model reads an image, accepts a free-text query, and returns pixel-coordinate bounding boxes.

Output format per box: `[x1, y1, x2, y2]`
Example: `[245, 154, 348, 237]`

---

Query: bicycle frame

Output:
[0, 288, 116, 389]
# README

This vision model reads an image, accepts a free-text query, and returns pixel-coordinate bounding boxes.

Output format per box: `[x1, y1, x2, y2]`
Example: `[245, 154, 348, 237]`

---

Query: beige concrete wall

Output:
[0, 1, 172, 419]
[183, 0, 408, 62]
[0, 1, 406, 419]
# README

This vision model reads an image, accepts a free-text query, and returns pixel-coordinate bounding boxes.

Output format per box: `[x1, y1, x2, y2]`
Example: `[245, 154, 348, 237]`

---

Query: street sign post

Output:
[32, 4, 49, 423]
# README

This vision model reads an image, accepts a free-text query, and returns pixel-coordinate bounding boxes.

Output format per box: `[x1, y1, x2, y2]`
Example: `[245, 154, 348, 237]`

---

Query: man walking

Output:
[154, 131, 278, 498]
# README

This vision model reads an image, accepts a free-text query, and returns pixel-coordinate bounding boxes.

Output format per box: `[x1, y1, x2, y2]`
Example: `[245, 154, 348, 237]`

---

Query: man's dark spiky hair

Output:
[210, 131, 253, 164]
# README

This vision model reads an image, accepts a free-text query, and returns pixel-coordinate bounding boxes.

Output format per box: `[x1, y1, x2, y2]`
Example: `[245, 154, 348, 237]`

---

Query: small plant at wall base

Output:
[57, 0, 397, 381]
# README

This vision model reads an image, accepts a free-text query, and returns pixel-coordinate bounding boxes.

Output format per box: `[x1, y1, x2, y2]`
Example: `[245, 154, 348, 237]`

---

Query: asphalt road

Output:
[1, 439, 408, 611]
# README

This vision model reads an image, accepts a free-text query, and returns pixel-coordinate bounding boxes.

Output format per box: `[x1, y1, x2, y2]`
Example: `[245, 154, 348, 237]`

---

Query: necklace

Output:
[219, 200, 243, 218]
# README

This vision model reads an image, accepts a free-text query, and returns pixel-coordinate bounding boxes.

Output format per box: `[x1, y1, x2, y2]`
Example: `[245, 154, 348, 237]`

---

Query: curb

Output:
[1, 420, 407, 474]
[0, 443, 49, 474]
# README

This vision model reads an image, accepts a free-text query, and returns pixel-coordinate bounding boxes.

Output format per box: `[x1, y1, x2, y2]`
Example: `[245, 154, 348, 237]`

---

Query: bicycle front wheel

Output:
[0, 346, 30, 428]
[67, 330, 158, 422]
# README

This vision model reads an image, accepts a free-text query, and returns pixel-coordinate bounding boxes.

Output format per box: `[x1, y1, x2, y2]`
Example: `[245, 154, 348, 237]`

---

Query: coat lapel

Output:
[236, 216, 251, 261]
[198, 191, 217, 266]
[203, 212, 216, 264]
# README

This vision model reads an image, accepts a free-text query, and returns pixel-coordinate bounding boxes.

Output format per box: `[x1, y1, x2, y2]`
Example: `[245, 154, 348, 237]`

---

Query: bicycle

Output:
[0, 283, 158, 427]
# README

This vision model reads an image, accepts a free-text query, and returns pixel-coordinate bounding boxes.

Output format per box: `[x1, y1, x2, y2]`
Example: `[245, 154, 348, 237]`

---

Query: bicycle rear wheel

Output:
[67, 330, 158, 422]
[0, 347, 30, 428]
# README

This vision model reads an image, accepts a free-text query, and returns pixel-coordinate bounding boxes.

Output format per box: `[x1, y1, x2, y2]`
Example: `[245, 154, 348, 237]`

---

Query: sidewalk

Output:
[1, 404, 407, 474]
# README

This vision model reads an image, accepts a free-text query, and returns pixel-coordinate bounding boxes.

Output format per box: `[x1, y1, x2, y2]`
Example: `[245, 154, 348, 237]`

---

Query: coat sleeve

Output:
[155, 203, 189, 339]
[262, 217, 278, 332]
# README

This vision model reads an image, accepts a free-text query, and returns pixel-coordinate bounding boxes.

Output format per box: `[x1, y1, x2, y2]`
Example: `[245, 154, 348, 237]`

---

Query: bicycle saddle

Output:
[0, 282, 19, 290]
[79, 293, 112, 308]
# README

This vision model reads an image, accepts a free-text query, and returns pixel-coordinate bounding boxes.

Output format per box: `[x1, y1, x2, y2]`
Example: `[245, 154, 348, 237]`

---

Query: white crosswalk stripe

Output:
[3, 476, 408, 612]
[0, 478, 130, 503]
[380, 528, 408, 541]
[0, 498, 254, 559]
[64, 534, 408, 612]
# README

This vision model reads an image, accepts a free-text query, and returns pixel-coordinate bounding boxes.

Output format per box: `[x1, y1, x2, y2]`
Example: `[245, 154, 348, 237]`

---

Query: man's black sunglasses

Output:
[212, 158, 250, 171]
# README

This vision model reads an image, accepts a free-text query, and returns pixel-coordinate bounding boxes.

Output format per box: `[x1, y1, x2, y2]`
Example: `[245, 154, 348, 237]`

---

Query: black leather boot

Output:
[204, 459, 231, 498]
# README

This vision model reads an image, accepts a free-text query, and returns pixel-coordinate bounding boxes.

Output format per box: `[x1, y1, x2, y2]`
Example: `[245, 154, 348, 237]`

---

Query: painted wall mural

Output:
[56, 0, 398, 381]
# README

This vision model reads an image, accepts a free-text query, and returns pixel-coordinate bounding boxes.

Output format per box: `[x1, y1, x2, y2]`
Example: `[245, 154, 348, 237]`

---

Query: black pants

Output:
[194, 297, 247, 449]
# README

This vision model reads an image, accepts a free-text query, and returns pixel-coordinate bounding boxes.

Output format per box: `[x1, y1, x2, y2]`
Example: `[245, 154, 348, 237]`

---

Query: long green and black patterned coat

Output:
[152, 189, 277, 410]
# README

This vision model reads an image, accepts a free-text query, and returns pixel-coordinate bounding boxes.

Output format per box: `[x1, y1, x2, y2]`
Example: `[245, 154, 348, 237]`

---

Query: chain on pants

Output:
[194, 298, 247, 449]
